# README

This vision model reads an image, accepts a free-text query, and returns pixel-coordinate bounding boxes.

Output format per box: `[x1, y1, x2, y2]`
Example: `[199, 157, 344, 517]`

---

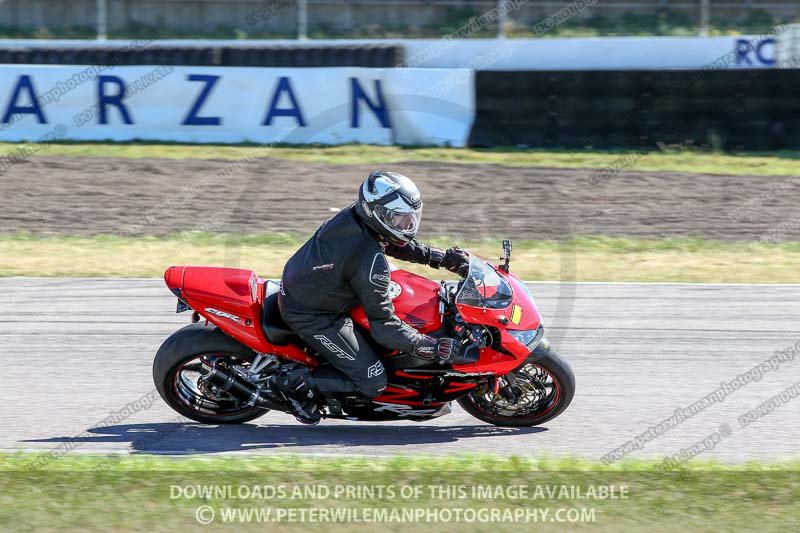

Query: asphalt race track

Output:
[1, 278, 798, 462]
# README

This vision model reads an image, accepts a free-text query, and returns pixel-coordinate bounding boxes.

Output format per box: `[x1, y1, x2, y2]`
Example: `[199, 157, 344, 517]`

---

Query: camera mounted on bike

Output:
[499, 239, 512, 273]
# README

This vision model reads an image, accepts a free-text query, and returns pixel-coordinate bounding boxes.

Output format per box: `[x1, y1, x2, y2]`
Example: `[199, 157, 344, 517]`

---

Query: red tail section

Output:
[164, 266, 317, 366]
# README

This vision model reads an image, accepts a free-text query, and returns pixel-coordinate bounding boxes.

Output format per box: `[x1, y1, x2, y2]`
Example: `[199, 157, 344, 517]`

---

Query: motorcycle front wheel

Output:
[457, 339, 575, 427]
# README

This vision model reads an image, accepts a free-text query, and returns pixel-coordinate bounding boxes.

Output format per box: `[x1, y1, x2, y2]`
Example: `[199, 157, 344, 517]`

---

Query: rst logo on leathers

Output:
[313, 334, 355, 361]
[366, 361, 385, 378]
[204, 308, 241, 323]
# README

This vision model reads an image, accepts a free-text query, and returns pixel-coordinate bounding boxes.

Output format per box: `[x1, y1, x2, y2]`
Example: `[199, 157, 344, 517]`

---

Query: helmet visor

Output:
[374, 204, 422, 238]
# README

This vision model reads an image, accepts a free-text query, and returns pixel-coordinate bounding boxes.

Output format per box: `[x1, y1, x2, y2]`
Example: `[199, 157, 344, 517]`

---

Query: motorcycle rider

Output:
[274, 171, 471, 424]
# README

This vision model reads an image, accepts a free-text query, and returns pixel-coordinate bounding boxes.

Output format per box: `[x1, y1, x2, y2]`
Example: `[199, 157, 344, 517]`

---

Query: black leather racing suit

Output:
[278, 204, 445, 399]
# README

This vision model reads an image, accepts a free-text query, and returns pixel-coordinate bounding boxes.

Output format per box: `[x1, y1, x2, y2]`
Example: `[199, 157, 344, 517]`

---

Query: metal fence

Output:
[2, 1, 799, 40]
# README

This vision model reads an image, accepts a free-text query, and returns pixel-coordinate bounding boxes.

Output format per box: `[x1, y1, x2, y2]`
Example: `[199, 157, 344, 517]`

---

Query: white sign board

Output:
[0, 66, 475, 146]
[1, 36, 779, 70]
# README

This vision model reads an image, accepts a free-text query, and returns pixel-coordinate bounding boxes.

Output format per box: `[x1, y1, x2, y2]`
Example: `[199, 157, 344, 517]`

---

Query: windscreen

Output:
[455, 256, 513, 310]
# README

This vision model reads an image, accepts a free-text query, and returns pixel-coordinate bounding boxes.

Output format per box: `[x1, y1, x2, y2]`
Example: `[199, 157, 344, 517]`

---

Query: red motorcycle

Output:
[153, 241, 575, 426]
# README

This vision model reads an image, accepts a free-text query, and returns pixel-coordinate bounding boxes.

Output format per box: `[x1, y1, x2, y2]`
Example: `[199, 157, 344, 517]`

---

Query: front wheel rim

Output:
[468, 363, 561, 420]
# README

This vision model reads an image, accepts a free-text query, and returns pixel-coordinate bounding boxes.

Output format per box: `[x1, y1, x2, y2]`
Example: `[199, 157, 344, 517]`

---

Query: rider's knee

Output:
[358, 370, 387, 399]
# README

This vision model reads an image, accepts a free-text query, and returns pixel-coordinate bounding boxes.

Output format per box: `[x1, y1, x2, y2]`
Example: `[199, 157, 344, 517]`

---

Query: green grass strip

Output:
[2, 233, 800, 283]
[1, 453, 798, 531]
[1, 141, 799, 176]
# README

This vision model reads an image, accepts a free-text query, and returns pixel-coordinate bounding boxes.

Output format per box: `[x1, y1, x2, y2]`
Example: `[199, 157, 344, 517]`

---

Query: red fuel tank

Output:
[351, 269, 442, 334]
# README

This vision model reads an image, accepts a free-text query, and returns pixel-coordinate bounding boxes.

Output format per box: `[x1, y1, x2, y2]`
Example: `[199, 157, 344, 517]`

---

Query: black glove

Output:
[413, 335, 459, 363]
[440, 247, 470, 277]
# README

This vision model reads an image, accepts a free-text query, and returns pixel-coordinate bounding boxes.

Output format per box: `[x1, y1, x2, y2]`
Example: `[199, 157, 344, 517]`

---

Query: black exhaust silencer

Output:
[202, 363, 288, 412]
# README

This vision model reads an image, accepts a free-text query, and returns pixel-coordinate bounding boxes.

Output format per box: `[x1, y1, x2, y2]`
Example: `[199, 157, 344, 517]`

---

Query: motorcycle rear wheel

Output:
[457, 340, 575, 427]
[153, 323, 270, 424]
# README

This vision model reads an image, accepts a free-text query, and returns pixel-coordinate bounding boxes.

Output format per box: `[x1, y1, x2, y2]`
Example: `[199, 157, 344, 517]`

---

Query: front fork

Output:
[487, 335, 549, 404]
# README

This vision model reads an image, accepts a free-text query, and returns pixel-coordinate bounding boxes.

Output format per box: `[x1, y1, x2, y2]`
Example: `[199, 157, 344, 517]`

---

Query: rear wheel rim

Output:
[172, 354, 259, 418]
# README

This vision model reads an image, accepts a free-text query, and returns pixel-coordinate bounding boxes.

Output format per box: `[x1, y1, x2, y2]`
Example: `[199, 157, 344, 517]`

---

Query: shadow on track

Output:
[26, 422, 547, 454]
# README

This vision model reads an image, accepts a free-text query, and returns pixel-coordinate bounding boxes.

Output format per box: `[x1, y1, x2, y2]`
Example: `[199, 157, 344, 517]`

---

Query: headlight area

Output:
[507, 325, 545, 352]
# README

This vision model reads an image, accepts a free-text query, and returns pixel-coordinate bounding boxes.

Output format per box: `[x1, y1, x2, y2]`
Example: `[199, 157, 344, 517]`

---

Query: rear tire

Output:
[153, 323, 269, 424]
[457, 339, 575, 427]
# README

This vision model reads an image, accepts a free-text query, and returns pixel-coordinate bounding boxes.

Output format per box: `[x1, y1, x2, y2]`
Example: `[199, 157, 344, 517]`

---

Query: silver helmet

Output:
[355, 171, 423, 245]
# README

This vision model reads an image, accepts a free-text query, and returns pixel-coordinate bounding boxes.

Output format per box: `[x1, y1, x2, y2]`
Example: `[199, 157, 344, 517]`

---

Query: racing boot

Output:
[267, 366, 321, 425]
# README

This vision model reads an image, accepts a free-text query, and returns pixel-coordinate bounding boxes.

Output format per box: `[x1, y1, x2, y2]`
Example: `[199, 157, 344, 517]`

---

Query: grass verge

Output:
[1, 233, 799, 283]
[1, 453, 797, 531]
[1, 141, 799, 176]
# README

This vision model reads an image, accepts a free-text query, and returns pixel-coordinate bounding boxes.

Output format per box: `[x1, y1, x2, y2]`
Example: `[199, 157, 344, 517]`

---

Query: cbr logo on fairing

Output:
[204, 308, 241, 323]
[372, 402, 438, 417]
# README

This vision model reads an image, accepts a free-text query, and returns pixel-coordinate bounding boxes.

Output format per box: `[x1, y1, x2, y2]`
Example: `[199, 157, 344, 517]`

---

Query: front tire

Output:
[457, 339, 575, 427]
[153, 323, 269, 424]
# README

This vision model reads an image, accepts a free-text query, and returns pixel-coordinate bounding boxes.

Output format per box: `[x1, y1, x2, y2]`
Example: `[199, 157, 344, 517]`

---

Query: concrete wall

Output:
[2, 1, 799, 35]
[1, 0, 295, 33]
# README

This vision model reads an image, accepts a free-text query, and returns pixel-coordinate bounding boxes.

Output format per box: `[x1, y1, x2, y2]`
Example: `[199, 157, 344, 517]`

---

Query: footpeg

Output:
[422, 393, 433, 406]
[326, 398, 344, 417]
